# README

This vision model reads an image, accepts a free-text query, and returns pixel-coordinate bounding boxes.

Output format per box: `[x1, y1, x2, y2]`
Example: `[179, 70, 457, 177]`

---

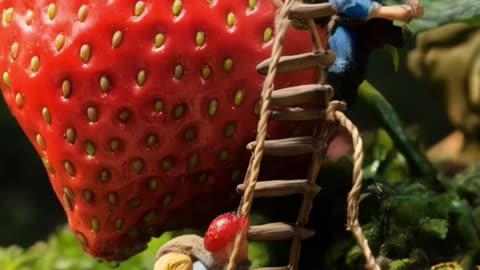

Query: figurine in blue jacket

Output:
[326, 0, 424, 105]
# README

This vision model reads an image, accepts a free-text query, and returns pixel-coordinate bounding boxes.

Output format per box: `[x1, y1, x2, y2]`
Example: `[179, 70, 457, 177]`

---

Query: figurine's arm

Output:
[369, 0, 424, 22]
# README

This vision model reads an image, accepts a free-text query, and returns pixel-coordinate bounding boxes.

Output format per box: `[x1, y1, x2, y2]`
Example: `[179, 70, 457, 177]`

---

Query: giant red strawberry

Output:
[0, 0, 322, 261]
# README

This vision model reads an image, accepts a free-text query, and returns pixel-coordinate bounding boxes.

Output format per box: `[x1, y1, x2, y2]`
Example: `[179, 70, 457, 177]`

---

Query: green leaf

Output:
[408, 0, 480, 33]
[383, 45, 400, 72]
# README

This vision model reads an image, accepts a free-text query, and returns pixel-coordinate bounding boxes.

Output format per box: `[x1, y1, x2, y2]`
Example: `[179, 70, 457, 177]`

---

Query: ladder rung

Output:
[257, 52, 335, 75]
[237, 179, 321, 198]
[289, 2, 338, 20]
[248, 222, 315, 241]
[271, 84, 333, 107]
[271, 108, 325, 121]
[247, 137, 312, 156]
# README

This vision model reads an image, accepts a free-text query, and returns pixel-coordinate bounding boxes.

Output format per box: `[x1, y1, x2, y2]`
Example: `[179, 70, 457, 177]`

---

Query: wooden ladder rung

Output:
[248, 222, 315, 241]
[271, 84, 333, 107]
[271, 107, 325, 121]
[289, 2, 338, 20]
[237, 179, 321, 198]
[247, 137, 312, 156]
[257, 52, 335, 75]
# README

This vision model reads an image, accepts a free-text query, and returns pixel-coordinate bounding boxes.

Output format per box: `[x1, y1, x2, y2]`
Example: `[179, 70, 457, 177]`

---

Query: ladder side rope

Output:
[226, 1, 295, 269]
[333, 110, 380, 270]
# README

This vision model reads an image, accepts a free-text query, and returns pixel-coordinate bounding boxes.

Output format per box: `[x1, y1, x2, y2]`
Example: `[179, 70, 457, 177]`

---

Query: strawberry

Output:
[204, 212, 249, 254]
[0, 0, 322, 261]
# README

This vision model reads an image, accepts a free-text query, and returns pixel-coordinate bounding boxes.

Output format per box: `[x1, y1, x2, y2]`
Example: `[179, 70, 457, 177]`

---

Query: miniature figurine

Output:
[154, 213, 250, 270]
[325, 0, 424, 105]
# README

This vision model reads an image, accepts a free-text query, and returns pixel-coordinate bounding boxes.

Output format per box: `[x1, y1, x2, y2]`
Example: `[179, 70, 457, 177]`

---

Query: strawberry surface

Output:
[0, 0, 322, 261]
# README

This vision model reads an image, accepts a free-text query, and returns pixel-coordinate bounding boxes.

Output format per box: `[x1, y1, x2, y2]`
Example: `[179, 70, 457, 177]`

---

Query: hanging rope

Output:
[225, 1, 295, 269]
[333, 110, 380, 270]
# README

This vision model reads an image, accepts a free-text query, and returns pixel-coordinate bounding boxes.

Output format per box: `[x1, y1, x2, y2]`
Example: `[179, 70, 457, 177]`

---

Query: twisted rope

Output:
[333, 110, 380, 270]
[225, 1, 295, 269]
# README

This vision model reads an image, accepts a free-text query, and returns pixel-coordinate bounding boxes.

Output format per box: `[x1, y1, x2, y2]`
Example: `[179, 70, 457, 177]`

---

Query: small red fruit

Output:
[204, 212, 249, 254]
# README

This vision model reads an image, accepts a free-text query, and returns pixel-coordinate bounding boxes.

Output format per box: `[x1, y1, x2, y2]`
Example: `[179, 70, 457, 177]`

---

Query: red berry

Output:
[0, 0, 323, 261]
[204, 213, 249, 253]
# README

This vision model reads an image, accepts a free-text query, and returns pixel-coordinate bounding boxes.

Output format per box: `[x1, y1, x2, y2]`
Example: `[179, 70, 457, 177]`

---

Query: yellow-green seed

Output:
[78, 5, 88, 22]
[86, 141, 95, 156]
[100, 75, 110, 93]
[15, 93, 24, 107]
[174, 64, 184, 80]
[30, 56, 40, 72]
[226, 12, 236, 28]
[64, 187, 75, 200]
[3, 72, 10, 88]
[144, 211, 156, 224]
[184, 128, 196, 142]
[196, 31, 205, 47]
[75, 232, 89, 247]
[132, 159, 144, 174]
[83, 189, 94, 202]
[128, 198, 142, 208]
[162, 158, 173, 172]
[55, 34, 65, 51]
[63, 189, 74, 211]
[99, 168, 111, 182]
[47, 3, 57, 20]
[25, 10, 33, 25]
[119, 110, 131, 122]
[64, 161, 76, 176]
[173, 104, 186, 119]
[234, 90, 245, 106]
[91, 217, 100, 233]
[148, 178, 158, 191]
[108, 193, 118, 206]
[116, 218, 125, 230]
[224, 122, 237, 137]
[3, 7, 14, 24]
[42, 107, 51, 124]
[218, 150, 229, 161]
[172, 0, 183, 16]
[201, 65, 211, 79]
[10, 43, 19, 61]
[63, 188, 75, 211]
[146, 135, 158, 148]
[223, 58, 233, 72]
[62, 79, 71, 98]
[137, 69, 146, 86]
[36, 134, 46, 150]
[188, 153, 199, 169]
[80, 44, 91, 64]
[248, 0, 257, 9]
[66, 128, 76, 144]
[154, 99, 164, 113]
[134, 1, 145, 16]
[110, 139, 121, 151]
[208, 99, 218, 116]
[112, 30, 123, 48]
[264, 27, 273, 43]
[154, 33, 166, 48]
[87, 107, 97, 122]
[42, 158, 55, 173]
